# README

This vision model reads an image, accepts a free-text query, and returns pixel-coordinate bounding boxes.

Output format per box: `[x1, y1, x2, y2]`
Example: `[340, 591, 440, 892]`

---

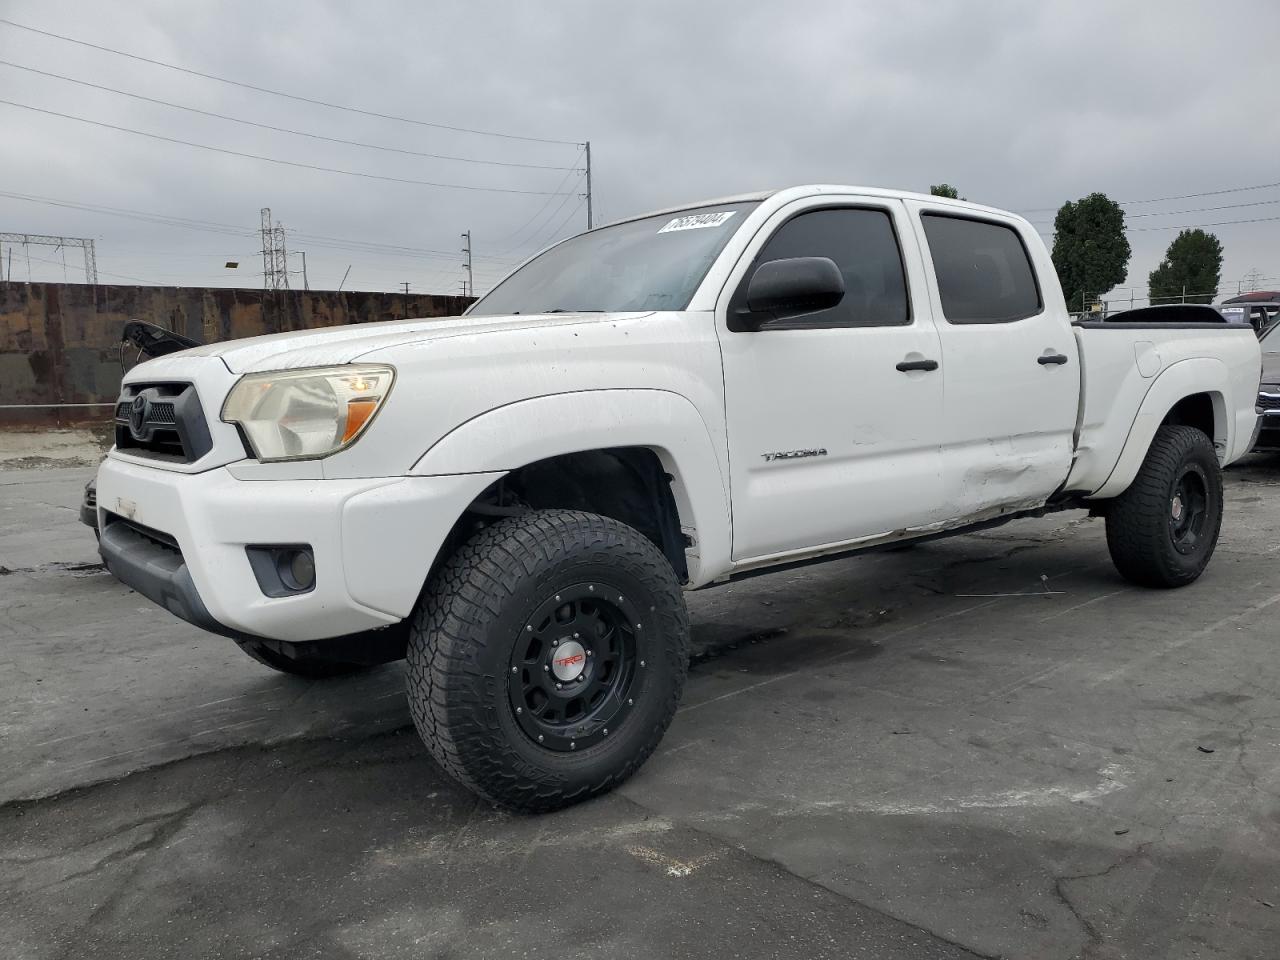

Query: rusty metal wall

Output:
[0, 282, 473, 424]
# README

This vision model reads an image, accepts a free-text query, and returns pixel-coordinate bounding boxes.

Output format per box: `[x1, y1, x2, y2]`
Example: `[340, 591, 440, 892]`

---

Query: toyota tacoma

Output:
[96, 185, 1262, 811]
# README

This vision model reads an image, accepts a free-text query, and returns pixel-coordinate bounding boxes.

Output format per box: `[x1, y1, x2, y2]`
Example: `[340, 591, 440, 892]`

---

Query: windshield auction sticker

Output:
[658, 211, 737, 233]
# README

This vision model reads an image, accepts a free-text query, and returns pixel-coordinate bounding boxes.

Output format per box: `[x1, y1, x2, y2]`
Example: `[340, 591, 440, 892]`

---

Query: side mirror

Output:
[739, 256, 845, 329]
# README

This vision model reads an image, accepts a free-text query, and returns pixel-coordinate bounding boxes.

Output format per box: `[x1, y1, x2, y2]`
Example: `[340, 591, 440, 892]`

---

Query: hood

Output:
[1262, 351, 1280, 388]
[176, 311, 648, 374]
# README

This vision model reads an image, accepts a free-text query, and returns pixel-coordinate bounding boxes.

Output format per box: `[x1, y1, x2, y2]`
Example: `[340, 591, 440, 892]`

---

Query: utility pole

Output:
[300, 251, 309, 291]
[260, 208, 273, 289]
[401, 282, 410, 297]
[584, 140, 593, 229]
[461, 230, 473, 298]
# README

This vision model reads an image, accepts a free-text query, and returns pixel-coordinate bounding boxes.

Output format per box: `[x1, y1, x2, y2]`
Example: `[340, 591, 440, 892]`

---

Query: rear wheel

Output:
[406, 509, 689, 812]
[1105, 424, 1223, 588]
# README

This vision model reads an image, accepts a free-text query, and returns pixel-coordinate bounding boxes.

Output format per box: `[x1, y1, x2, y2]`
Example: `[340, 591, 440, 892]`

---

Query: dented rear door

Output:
[905, 202, 1078, 517]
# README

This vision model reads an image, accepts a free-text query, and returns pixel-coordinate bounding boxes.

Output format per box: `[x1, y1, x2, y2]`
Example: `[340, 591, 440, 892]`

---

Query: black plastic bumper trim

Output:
[99, 517, 252, 642]
[98, 516, 409, 665]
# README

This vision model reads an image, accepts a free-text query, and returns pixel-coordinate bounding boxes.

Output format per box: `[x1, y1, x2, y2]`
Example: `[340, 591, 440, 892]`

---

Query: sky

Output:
[0, 0, 1277, 303]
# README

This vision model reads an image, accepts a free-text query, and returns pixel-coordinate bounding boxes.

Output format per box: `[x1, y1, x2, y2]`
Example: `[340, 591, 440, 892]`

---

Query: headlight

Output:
[221, 365, 395, 461]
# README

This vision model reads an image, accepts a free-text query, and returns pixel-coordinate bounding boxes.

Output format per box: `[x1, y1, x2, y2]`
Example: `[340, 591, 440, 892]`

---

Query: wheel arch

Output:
[1089, 359, 1230, 501]
[410, 389, 732, 585]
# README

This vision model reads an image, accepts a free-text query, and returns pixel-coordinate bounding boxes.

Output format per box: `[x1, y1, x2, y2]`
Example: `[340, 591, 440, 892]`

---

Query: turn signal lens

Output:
[221, 364, 395, 461]
[342, 397, 378, 443]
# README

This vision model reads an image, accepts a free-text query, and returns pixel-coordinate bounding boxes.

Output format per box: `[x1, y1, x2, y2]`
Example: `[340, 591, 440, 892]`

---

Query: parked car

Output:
[93, 185, 1261, 811]
[1253, 320, 1280, 448]
[1217, 291, 1280, 336]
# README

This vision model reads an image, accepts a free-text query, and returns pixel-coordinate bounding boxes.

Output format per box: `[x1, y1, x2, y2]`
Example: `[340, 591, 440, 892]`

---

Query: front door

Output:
[717, 198, 946, 562]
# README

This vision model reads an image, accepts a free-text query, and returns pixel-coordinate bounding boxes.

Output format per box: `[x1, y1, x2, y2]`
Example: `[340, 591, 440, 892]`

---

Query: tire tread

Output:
[1105, 424, 1223, 588]
[406, 510, 689, 812]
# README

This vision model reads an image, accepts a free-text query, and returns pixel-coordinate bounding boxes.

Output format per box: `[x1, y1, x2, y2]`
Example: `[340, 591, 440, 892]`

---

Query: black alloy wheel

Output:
[508, 583, 640, 752]
[1168, 463, 1209, 556]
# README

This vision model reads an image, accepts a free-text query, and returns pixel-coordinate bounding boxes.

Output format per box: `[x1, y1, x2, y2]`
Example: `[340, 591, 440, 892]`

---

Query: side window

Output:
[921, 214, 1042, 324]
[732, 207, 910, 329]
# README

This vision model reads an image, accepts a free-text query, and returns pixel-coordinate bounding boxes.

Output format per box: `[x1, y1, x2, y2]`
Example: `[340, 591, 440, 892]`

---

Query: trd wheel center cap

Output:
[1171, 495, 1184, 521]
[551, 640, 587, 681]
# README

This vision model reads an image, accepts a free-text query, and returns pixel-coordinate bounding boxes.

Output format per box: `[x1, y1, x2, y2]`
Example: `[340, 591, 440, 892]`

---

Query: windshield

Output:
[469, 201, 759, 315]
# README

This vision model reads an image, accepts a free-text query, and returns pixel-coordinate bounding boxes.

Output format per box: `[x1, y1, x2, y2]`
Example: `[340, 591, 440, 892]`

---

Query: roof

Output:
[1222, 291, 1280, 304]
[595, 185, 1025, 232]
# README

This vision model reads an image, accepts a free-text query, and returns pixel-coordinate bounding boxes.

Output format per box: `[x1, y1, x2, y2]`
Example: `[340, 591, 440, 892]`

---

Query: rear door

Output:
[716, 196, 946, 561]
[905, 204, 1078, 517]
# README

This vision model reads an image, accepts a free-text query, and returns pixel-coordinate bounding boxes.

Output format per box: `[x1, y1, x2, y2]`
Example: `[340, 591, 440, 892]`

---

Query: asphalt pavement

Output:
[2, 458, 1279, 959]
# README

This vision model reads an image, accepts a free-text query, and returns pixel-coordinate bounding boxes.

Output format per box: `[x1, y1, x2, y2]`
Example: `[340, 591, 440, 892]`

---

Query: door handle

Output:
[896, 358, 939, 372]
[1038, 353, 1069, 365]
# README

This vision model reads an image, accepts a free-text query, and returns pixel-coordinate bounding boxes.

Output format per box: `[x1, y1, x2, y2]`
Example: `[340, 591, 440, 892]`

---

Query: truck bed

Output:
[1065, 320, 1260, 497]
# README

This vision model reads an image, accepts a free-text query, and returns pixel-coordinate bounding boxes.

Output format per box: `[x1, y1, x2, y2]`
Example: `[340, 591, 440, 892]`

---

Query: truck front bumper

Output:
[96, 456, 502, 643]
[1253, 408, 1280, 449]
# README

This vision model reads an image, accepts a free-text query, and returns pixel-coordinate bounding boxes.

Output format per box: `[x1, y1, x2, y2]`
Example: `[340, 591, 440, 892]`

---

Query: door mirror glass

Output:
[741, 257, 845, 328]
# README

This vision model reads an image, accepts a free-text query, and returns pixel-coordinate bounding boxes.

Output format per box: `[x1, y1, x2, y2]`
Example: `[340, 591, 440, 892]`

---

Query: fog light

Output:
[285, 549, 316, 591]
[245, 544, 316, 597]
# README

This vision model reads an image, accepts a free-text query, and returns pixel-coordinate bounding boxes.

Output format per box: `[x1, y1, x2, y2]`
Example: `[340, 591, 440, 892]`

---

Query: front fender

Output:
[1088, 358, 1229, 500]
[410, 389, 731, 586]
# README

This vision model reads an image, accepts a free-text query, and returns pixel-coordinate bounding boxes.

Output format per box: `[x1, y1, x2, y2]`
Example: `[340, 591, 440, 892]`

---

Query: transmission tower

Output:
[260, 208, 289, 290]
[0, 234, 98, 284]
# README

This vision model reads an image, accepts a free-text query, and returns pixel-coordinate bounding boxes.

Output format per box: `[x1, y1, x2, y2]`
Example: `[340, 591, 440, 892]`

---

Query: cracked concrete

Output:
[3, 457, 1280, 958]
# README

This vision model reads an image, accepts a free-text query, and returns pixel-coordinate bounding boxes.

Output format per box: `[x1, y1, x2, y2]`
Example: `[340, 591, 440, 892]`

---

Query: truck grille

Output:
[114, 383, 214, 464]
[1258, 393, 1280, 411]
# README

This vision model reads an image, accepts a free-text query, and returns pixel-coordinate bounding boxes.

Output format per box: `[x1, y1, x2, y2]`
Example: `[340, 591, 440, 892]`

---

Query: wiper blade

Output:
[540, 308, 604, 314]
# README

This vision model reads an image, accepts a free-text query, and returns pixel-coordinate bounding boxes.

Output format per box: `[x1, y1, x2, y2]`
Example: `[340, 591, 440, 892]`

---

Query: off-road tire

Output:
[234, 638, 369, 678]
[1105, 424, 1223, 588]
[406, 510, 689, 813]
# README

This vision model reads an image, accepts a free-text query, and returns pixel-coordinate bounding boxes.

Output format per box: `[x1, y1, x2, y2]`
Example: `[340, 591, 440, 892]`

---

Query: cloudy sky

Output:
[1, 0, 1277, 303]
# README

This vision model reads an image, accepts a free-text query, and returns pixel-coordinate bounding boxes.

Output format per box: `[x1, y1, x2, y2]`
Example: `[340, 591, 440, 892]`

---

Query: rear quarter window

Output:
[922, 214, 1042, 324]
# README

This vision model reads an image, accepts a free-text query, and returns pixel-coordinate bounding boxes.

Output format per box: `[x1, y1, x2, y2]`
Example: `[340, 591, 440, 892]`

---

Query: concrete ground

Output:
[2, 458, 1279, 959]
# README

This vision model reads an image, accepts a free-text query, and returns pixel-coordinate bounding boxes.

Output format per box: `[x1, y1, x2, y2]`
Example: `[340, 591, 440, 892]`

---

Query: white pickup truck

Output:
[97, 185, 1261, 811]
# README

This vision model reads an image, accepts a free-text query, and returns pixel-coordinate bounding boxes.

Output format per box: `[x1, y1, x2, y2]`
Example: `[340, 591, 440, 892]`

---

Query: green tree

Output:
[929, 183, 963, 199]
[1051, 193, 1131, 312]
[1148, 229, 1223, 304]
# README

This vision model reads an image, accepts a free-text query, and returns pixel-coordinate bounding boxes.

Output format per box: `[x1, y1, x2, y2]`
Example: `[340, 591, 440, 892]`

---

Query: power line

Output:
[525, 197, 587, 253]
[0, 189, 253, 237]
[487, 152, 586, 251]
[1103, 274, 1280, 295]
[16, 249, 149, 284]
[0, 59, 580, 172]
[1018, 180, 1280, 214]
[1126, 214, 1280, 233]
[0, 17, 581, 146]
[0, 99, 577, 196]
[0, 190, 524, 265]
[0, 233, 97, 283]
[490, 166, 586, 256]
[1028, 196, 1280, 226]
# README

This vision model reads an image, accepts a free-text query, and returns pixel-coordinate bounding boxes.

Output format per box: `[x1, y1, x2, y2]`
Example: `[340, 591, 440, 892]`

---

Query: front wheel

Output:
[1105, 424, 1224, 588]
[406, 510, 689, 812]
